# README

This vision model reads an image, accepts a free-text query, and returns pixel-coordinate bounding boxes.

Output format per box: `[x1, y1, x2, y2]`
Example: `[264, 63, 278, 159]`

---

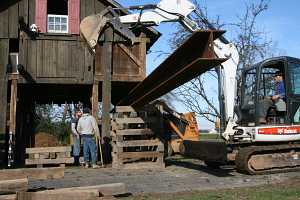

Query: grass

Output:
[122, 180, 300, 200]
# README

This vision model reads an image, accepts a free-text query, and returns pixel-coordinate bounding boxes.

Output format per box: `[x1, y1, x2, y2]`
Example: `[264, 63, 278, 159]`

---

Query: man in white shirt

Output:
[77, 107, 100, 169]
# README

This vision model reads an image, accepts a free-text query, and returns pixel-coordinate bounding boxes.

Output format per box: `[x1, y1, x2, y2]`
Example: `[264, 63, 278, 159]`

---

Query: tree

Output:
[169, 0, 277, 124]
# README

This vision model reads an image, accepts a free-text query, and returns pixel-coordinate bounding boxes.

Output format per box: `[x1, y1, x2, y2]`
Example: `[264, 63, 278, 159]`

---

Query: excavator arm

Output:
[79, 0, 240, 141]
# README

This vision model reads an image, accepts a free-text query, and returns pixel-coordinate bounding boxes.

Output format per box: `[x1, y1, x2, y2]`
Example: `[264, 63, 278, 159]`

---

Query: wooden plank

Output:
[27, 0, 35, 25]
[25, 157, 74, 165]
[0, 167, 64, 180]
[26, 146, 72, 154]
[18, 0, 29, 25]
[8, 0, 19, 38]
[0, 178, 28, 195]
[116, 139, 162, 147]
[0, 194, 16, 200]
[115, 162, 165, 170]
[115, 117, 145, 124]
[17, 183, 127, 200]
[117, 44, 144, 69]
[17, 191, 98, 200]
[92, 82, 99, 120]
[9, 78, 17, 136]
[0, 39, 9, 138]
[114, 129, 154, 136]
[0, 1, 9, 38]
[115, 152, 163, 159]
[115, 106, 136, 113]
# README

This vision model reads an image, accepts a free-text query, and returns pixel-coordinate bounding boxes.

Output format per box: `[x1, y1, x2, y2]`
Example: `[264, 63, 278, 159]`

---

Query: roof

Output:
[101, 0, 161, 49]
[244, 56, 300, 72]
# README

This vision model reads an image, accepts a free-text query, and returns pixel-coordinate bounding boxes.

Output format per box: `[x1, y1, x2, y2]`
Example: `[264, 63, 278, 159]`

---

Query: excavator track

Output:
[235, 143, 300, 175]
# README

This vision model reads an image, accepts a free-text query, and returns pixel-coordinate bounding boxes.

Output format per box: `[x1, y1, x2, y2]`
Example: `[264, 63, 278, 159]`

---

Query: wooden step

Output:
[112, 129, 154, 136]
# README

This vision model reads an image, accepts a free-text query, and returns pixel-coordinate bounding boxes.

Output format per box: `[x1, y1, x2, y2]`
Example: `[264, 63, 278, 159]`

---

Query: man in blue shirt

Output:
[259, 71, 286, 124]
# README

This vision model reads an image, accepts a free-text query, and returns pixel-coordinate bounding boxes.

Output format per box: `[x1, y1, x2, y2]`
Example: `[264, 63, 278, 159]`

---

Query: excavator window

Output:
[289, 62, 300, 95]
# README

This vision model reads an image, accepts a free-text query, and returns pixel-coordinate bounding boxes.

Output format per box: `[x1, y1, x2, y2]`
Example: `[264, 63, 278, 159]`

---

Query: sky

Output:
[116, 0, 300, 129]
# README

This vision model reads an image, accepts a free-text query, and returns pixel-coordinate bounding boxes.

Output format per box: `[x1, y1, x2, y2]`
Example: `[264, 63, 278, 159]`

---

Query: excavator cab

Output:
[238, 56, 300, 126]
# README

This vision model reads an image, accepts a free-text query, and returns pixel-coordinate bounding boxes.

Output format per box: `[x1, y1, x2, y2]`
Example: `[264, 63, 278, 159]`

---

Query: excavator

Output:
[80, 0, 300, 174]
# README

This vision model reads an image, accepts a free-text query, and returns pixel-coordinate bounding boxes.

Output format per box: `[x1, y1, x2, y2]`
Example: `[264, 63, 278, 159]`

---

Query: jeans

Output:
[82, 135, 97, 165]
[72, 135, 80, 157]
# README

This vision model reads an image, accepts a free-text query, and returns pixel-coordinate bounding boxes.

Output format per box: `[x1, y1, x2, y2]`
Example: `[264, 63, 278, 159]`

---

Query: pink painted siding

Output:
[35, 0, 47, 33]
[68, 0, 80, 34]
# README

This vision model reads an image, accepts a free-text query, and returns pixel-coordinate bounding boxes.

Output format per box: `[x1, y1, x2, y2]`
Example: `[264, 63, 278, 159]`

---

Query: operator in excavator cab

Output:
[259, 71, 286, 124]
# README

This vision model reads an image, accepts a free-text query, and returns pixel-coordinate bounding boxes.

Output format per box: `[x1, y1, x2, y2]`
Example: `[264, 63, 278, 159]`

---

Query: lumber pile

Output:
[0, 183, 127, 200]
[25, 146, 74, 167]
[111, 106, 165, 169]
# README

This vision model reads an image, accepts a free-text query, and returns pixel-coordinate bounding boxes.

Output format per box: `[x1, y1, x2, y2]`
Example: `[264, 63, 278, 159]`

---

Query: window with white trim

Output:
[48, 15, 68, 33]
[47, 0, 68, 33]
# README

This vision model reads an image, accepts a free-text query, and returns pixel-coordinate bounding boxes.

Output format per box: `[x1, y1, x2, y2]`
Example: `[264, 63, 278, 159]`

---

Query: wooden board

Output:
[115, 117, 145, 124]
[26, 146, 72, 154]
[8, 0, 19, 38]
[115, 106, 136, 113]
[114, 152, 163, 159]
[116, 139, 162, 147]
[0, 178, 28, 195]
[113, 162, 165, 170]
[0, 167, 64, 180]
[25, 157, 74, 165]
[0, 194, 16, 200]
[17, 183, 127, 200]
[113, 129, 154, 136]
[0, 1, 9, 38]
[0, 39, 9, 138]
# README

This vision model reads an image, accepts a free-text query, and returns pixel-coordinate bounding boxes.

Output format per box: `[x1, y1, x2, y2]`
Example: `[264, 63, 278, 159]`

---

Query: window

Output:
[47, 0, 68, 33]
[48, 15, 68, 33]
[258, 67, 278, 98]
[289, 62, 300, 95]
[35, 0, 80, 34]
[243, 68, 256, 106]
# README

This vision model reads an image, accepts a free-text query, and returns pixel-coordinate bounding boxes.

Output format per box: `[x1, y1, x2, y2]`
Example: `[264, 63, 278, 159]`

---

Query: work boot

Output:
[74, 156, 80, 166]
[92, 164, 100, 169]
[259, 117, 267, 124]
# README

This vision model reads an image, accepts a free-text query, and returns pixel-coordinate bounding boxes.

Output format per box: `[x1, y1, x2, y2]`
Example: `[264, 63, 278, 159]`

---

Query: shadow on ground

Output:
[165, 157, 235, 177]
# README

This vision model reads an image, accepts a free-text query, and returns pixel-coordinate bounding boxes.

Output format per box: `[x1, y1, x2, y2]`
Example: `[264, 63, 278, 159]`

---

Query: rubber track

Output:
[235, 143, 300, 175]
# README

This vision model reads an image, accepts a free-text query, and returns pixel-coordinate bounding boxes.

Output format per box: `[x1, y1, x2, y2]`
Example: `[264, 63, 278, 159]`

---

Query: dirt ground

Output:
[28, 155, 300, 196]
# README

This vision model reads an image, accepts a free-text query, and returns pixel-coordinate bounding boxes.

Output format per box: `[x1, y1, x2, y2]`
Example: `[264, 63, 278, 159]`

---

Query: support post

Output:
[92, 82, 99, 120]
[8, 74, 18, 167]
[101, 28, 113, 163]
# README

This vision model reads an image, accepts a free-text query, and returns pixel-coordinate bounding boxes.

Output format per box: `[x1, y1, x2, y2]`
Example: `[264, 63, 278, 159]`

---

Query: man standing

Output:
[77, 107, 100, 168]
[71, 109, 82, 166]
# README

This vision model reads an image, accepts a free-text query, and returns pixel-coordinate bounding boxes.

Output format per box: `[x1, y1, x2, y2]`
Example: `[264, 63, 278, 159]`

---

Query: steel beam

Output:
[117, 30, 227, 107]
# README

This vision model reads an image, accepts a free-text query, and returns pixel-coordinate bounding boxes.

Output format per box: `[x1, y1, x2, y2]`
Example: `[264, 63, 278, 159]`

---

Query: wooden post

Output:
[9, 75, 18, 136]
[101, 28, 113, 164]
[8, 74, 18, 167]
[101, 28, 113, 140]
[92, 82, 99, 120]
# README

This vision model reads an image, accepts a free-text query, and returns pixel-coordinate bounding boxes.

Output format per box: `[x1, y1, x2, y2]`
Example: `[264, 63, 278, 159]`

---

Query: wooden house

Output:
[0, 0, 160, 166]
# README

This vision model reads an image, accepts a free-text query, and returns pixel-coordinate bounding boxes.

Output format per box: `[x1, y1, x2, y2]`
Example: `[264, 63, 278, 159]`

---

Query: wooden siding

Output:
[0, 0, 147, 84]
[0, 0, 107, 38]
[18, 36, 94, 84]
[0, 39, 9, 134]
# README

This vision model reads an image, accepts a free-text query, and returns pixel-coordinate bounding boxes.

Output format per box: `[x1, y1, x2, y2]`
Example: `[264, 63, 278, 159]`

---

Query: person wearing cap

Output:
[77, 107, 101, 169]
[259, 71, 286, 124]
[71, 109, 82, 166]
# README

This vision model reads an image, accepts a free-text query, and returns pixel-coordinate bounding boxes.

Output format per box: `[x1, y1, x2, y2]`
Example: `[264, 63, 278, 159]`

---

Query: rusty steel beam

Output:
[117, 30, 227, 107]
